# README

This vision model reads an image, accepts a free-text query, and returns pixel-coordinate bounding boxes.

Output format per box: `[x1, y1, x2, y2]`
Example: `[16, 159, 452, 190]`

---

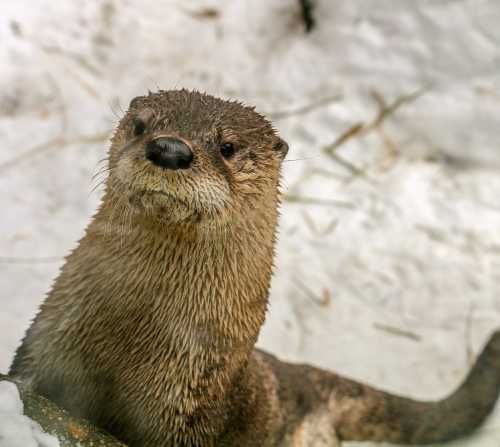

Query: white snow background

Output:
[1, 1, 500, 445]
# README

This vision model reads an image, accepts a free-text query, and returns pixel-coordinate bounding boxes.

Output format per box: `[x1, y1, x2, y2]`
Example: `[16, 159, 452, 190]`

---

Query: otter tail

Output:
[264, 330, 500, 444]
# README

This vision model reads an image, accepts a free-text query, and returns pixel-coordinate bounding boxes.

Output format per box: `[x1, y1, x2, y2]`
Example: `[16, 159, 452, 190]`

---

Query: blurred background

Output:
[1, 1, 500, 445]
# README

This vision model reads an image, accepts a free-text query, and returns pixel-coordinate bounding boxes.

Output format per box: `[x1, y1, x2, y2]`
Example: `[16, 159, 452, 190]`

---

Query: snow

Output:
[0, 381, 59, 447]
[1, 0, 500, 445]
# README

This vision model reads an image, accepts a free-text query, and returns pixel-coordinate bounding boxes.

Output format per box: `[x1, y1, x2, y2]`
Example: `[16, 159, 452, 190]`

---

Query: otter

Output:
[9, 90, 500, 446]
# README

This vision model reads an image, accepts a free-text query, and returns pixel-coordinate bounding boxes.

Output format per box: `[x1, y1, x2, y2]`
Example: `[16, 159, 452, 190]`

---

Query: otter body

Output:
[10, 90, 500, 446]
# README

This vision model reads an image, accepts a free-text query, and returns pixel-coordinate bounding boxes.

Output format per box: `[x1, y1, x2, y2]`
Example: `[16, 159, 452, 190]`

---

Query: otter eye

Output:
[133, 117, 146, 137]
[220, 142, 235, 159]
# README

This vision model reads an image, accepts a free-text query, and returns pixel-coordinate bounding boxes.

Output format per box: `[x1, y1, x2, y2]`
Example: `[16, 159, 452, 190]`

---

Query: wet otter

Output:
[10, 90, 500, 446]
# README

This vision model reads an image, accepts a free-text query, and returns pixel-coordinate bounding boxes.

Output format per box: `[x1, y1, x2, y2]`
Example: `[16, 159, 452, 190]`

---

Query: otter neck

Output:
[81, 197, 278, 388]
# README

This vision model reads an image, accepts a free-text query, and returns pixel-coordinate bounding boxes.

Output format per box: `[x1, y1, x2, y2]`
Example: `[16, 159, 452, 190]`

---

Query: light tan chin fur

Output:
[114, 154, 232, 224]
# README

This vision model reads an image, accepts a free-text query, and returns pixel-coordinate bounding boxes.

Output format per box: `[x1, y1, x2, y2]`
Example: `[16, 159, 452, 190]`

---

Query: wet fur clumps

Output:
[10, 90, 500, 447]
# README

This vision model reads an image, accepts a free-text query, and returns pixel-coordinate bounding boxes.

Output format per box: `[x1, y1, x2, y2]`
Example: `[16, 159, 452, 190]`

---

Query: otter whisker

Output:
[119, 137, 141, 155]
[95, 156, 110, 167]
[89, 166, 113, 195]
[89, 180, 104, 195]
[91, 166, 112, 182]
[108, 101, 121, 120]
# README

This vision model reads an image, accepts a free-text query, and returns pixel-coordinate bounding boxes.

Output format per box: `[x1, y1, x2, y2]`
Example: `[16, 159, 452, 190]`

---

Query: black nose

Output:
[145, 137, 193, 170]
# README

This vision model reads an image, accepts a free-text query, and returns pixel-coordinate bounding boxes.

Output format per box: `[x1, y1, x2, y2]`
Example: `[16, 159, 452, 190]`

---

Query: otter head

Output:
[106, 90, 288, 229]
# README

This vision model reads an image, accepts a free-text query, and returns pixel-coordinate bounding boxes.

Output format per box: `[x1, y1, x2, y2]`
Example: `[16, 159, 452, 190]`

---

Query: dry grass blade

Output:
[292, 277, 330, 306]
[0, 136, 66, 174]
[465, 303, 476, 367]
[0, 132, 109, 174]
[323, 123, 364, 156]
[373, 323, 421, 342]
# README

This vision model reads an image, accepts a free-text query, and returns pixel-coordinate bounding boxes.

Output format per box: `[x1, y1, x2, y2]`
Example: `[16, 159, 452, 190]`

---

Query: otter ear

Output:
[273, 137, 289, 160]
[129, 95, 144, 110]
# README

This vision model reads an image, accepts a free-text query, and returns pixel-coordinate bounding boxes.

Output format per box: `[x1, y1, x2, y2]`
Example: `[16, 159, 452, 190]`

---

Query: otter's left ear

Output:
[129, 95, 145, 110]
[273, 137, 289, 160]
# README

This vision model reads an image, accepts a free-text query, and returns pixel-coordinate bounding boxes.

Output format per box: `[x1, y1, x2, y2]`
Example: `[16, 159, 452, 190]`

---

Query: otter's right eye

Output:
[220, 142, 235, 159]
[133, 118, 146, 137]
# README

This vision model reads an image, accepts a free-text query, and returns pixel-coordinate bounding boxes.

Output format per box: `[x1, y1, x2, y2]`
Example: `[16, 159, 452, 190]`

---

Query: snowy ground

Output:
[0, 380, 59, 447]
[1, 1, 500, 445]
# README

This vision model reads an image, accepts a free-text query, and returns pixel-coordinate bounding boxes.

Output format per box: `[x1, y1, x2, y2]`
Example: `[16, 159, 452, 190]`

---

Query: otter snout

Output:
[146, 137, 193, 170]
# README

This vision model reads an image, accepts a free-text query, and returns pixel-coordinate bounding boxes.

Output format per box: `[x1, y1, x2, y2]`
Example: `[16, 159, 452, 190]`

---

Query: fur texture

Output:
[10, 90, 500, 446]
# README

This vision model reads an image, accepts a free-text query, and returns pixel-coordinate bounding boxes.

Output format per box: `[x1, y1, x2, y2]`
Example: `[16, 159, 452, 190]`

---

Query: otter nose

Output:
[145, 137, 193, 170]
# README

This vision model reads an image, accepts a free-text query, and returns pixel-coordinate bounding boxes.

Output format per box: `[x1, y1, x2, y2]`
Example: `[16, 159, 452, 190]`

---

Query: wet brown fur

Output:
[10, 90, 500, 446]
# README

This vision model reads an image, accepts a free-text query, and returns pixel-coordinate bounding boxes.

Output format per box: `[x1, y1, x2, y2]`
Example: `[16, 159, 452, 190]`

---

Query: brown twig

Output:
[368, 88, 426, 131]
[323, 123, 364, 156]
[322, 123, 369, 180]
[326, 151, 367, 178]
[322, 88, 427, 176]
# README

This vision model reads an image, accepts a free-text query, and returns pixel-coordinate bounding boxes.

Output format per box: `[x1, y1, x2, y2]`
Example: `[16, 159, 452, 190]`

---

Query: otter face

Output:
[107, 90, 288, 226]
